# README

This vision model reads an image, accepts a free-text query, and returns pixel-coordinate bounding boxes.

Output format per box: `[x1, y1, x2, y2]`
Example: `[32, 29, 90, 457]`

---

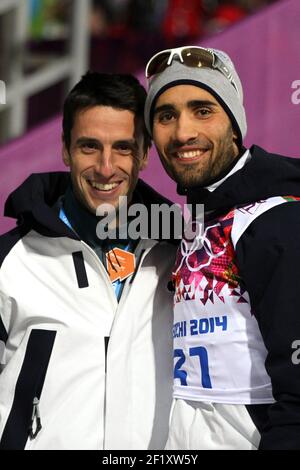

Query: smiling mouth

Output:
[87, 180, 122, 192]
[176, 149, 208, 161]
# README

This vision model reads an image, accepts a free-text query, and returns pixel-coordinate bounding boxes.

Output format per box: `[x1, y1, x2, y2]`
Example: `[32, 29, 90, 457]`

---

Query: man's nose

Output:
[95, 148, 115, 178]
[174, 113, 199, 143]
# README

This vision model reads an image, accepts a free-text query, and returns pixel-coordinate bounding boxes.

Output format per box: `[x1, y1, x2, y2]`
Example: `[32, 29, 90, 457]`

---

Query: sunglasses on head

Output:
[145, 46, 239, 96]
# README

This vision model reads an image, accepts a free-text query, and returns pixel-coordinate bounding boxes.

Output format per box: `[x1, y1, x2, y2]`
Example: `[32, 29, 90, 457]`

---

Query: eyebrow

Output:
[113, 139, 137, 148]
[154, 100, 218, 115]
[153, 104, 175, 116]
[76, 137, 100, 147]
[75, 137, 138, 150]
[188, 100, 218, 108]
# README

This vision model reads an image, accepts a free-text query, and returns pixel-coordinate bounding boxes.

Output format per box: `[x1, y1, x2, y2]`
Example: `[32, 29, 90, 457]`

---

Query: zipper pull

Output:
[29, 397, 42, 440]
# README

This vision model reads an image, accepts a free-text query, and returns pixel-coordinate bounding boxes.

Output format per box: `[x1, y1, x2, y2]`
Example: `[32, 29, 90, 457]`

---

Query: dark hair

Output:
[63, 72, 151, 152]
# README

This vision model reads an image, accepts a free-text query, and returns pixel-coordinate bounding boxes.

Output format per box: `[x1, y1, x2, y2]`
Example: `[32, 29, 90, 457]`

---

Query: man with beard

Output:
[144, 46, 300, 450]
[0, 72, 176, 450]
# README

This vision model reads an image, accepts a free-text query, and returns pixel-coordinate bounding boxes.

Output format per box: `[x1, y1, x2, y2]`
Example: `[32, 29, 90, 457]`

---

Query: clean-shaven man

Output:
[0, 72, 177, 450]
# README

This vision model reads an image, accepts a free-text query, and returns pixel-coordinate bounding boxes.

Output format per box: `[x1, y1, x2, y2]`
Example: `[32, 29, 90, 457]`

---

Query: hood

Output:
[185, 145, 300, 214]
[5, 172, 70, 219]
[4, 172, 177, 240]
[4, 172, 74, 238]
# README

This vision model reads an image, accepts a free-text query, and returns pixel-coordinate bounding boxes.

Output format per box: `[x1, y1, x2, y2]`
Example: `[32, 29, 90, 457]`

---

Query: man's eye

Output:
[81, 143, 98, 152]
[158, 112, 175, 123]
[116, 145, 132, 155]
[196, 108, 211, 117]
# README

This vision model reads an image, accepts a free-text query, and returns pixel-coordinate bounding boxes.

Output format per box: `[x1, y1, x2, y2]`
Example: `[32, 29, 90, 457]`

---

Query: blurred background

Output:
[0, 0, 277, 144]
[0, 0, 299, 233]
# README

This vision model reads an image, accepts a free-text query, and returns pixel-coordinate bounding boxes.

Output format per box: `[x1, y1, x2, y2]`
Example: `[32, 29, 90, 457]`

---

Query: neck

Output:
[205, 146, 246, 189]
[63, 186, 132, 246]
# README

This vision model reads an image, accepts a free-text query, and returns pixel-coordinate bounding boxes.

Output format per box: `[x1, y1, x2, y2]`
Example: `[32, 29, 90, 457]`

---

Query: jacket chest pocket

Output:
[0, 329, 56, 450]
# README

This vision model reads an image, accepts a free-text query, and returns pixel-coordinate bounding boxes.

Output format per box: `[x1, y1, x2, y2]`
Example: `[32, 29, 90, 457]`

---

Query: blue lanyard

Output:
[59, 207, 73, 230]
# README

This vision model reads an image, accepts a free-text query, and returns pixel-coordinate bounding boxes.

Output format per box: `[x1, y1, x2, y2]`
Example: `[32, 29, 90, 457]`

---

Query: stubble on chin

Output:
[169, 136, 237, 189]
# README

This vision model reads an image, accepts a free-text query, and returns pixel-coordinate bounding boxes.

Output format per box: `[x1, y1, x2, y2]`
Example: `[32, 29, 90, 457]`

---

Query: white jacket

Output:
[0, 173, 177, 450]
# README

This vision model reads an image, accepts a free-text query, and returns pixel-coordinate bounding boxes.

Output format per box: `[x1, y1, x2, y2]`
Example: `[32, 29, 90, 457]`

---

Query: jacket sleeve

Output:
[236, 202, 300, 450]
[0, 292, 9, 368]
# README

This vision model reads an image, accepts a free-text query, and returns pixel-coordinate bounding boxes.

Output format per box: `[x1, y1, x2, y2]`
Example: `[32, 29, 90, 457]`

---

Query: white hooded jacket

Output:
[0, 173, 177, 450]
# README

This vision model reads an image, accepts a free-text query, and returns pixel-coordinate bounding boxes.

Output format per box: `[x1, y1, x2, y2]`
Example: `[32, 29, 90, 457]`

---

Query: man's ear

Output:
[232, 129, 240, 155]
[62, 134, 70, 167]
[139, 150, 149, 171]
[233, 127, 238, 141]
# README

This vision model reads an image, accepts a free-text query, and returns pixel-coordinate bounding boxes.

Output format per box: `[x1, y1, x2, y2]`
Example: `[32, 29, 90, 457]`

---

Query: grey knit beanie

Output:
[144, 48, 247, 145]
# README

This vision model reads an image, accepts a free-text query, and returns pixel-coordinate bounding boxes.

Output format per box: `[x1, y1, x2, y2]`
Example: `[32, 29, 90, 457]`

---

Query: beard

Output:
[159, 125, 239, 189]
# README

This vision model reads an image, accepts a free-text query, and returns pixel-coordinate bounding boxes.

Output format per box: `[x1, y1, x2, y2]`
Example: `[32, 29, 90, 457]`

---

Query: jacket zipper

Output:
[29, 397, 42, 440]
[26, 331, 57, 442]
[117, 241, 156, 311]
[80, 241, 117, 307]
[78, 240, 155, 449]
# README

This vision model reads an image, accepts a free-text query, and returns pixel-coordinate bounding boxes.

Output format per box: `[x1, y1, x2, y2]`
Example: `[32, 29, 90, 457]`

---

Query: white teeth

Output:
[90, 181, 119, 191]
[177, 150, 206, 159]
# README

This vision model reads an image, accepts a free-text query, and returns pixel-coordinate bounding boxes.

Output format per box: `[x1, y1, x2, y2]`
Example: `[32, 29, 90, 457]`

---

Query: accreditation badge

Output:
[106, 248, 136, 283]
